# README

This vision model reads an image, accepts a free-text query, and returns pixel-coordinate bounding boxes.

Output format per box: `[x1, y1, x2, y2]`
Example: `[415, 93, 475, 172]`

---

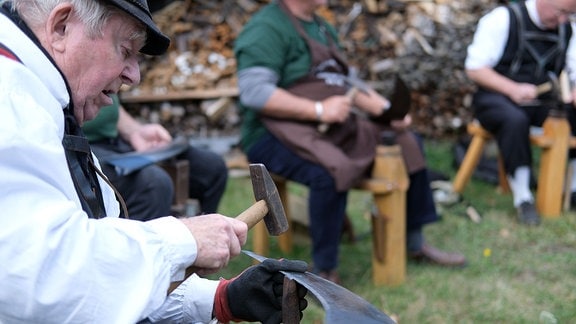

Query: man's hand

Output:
[390, 114, 412, 131]
[321, 95, 352, 123]
[354, 87, 390, 116]
[178, 215, 247, 274]
[508, 83, 538, 105]
[129, 124, 173, 152]
[214, 259, 309, 324]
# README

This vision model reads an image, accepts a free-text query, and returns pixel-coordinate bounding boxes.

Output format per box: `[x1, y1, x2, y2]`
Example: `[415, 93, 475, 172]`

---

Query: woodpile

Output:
[121, 0, 504, 139]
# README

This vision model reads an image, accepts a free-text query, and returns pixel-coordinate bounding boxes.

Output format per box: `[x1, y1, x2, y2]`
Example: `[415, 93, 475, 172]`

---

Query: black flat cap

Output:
[104, 0, 170, 55]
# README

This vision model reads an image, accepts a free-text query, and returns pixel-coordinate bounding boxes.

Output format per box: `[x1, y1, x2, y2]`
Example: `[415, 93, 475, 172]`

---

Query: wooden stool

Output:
[452, 121, 510, 194]
[252, 143, 408, 286]
[452, 114, 575, 218]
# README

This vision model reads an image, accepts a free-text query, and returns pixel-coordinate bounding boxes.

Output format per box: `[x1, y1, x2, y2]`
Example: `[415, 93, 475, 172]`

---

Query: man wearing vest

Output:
[0, 0, 307, 322]
[466, 0, 576, 225]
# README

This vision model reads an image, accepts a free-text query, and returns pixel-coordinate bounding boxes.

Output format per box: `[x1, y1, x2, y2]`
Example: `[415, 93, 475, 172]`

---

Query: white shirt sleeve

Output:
[146, 274, 220, 323]
[0, 62, 210, 323]
[465, 6, 510, 70]
[565, 23, 576, 84]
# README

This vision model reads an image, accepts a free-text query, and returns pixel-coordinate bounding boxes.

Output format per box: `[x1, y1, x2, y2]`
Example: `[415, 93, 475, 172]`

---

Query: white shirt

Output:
[465, 0, 576, 83]
[0, 13, 216, 323]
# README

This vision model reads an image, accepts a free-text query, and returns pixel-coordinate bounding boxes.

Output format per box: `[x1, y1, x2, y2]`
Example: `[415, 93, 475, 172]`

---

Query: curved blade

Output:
[242, 250, 396, 324]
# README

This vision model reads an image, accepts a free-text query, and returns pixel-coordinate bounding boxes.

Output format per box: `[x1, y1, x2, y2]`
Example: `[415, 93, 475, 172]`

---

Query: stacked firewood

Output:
[122, 0, 503, 138]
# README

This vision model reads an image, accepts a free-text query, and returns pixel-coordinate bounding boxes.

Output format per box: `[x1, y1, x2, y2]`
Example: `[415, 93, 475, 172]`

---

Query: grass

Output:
[209, 138, 576, 323]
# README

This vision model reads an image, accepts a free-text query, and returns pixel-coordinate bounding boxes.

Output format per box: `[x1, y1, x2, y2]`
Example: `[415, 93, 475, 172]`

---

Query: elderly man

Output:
[465, 0, 576, 225]
[0, 0, 306, 323]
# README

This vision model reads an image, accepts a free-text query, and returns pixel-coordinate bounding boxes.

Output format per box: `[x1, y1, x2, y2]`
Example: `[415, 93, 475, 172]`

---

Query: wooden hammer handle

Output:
[346, 86, 358, 99]
[282, 277, 301, 324]
[536, 81, 552, 95]
[318, 87, 359, 133]
[167, 199, 270, 294]
[236, 199, 269, 229]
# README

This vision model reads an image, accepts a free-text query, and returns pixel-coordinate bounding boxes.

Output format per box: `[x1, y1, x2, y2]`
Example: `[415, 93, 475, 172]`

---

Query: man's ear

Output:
[46, 3, 74, 53]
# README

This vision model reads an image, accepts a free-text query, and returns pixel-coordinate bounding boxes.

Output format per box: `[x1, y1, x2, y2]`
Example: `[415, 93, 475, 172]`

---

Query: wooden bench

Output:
[452, 113, 576, 217]
[234, 144, 409, 286]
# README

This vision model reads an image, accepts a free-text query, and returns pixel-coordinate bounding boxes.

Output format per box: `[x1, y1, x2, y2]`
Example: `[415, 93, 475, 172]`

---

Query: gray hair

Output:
[10, 0, 145, 41]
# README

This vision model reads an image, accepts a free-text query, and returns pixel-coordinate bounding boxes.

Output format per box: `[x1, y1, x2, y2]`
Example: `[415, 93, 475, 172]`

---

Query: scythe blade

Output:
[242, 250, 396, 324]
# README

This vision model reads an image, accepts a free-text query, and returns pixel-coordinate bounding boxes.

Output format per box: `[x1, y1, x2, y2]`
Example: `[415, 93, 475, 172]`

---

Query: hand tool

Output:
[370, 75, 410, 124]
[316, 72, 372, 133]
[167, 163, 289, 294]
[545, 70, 568, 113]
[536, 81, 552, 95]
[525, 71, 569, 107]
[242, 250, 396, 324]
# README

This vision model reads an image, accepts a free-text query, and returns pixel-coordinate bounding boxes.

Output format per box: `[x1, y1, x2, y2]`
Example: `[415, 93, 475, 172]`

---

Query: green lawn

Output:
[210, 139, 576, 323]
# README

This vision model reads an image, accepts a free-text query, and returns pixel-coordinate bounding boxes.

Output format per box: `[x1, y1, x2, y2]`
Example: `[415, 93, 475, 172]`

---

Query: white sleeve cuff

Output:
[146, 274, 219, 323]
[146, 216, 198, 280]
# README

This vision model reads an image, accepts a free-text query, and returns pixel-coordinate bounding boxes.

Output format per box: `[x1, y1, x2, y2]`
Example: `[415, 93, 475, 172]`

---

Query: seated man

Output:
[234, 0, 466, 283]
[465, 0, 576, 225]
[82, 94, 228, 220]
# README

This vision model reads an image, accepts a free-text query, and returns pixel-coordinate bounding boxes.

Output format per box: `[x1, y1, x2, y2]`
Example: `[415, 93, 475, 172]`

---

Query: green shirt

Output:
[233, 1, 340, 151]
[82, 94, 120, 142]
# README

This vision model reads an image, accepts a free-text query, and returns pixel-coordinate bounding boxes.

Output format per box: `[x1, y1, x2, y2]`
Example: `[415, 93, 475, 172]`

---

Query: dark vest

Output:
[495, 2, 572, 85]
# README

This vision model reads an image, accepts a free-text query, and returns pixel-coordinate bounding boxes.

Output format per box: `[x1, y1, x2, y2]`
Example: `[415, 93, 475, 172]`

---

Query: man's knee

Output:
[133, 165, 174, 200]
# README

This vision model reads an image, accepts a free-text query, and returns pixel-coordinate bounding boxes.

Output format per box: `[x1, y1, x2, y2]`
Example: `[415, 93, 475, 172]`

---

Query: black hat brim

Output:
[105, 0, 170, 56]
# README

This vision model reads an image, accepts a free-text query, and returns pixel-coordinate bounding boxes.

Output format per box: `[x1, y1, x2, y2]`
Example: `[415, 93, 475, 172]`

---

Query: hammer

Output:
[167, 163, 288, 294]
[317, 74, 371, 133]
[535, 70, 570, 100]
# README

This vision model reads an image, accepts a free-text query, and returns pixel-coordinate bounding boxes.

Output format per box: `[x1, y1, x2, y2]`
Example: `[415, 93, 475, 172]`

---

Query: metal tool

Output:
[242, 250, 396, 324]
[524, 71, 569, 108]
[316, 72, 372, 133]
[343, 70, 372, 95]
[545, 71, 567, 114]
[371, 75, 411, 124]
[241, 163, 289, 234]
[167, 163, 289, 294]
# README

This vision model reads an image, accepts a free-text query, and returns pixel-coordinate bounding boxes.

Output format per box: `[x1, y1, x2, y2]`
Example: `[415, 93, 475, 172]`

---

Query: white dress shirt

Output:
[465, 0, 576, 83]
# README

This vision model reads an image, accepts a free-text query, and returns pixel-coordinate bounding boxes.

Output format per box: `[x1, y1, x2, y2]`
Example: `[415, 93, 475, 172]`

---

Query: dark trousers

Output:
[91, 138, 228, 220]
[473, 91, 576, 175]
[248, 133, 438, 271]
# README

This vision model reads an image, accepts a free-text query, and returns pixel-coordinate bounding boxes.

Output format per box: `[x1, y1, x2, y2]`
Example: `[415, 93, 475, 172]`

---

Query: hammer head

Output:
[547, 71, 561, 100]
[249, 163, 289, 236]
[546, 71, 565, 112]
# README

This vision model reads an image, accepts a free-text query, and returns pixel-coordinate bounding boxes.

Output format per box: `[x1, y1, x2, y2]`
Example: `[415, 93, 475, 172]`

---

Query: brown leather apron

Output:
[261, 1, 424, 191]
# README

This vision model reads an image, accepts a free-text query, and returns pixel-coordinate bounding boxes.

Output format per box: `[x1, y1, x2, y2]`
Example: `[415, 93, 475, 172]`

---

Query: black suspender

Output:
[62, 112, 107, 219]
[0, 40, 107, 219]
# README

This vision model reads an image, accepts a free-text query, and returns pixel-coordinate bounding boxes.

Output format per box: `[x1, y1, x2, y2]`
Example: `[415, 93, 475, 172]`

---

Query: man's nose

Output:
[122, 59, 141, 86]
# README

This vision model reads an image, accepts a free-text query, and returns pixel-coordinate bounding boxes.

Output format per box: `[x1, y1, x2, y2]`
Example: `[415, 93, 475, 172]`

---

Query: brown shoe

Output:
[409, 244, 467, 267]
